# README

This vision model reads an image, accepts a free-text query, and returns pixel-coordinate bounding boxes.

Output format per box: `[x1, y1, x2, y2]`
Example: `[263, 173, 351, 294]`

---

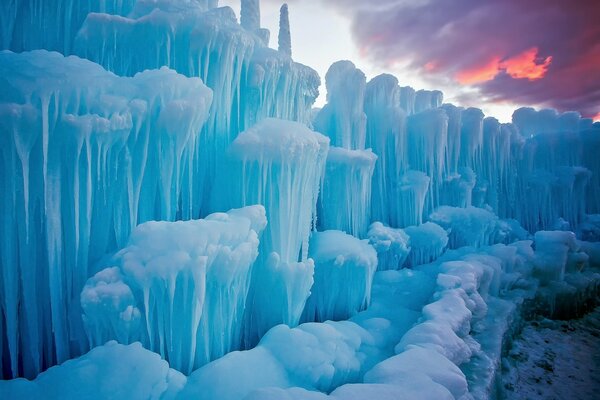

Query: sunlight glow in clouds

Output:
[456, 48, 552, 85]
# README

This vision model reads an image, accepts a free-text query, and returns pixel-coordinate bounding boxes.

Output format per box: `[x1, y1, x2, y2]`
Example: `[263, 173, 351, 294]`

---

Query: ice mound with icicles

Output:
[81, 205, 266, 374]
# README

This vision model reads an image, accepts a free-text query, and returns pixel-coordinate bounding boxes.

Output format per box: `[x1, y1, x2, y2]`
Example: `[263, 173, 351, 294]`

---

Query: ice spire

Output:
[241, 0, 260, 31]
[278, 4, 291, 57]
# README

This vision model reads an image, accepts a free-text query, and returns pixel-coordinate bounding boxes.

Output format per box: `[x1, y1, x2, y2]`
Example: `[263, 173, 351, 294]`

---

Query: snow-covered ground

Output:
[502, 307, 600, 400]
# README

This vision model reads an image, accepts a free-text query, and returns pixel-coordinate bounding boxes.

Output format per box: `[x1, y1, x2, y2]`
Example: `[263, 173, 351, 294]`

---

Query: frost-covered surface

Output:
[0, 341, 186, 400]
[0, 50, 211, 378]
[81, 206, 266, 373]
[367, 222, 411, 271]
[404, 222, 449, 266]
[3, 236, 600, 399]
[501, 308, 600, 400]
[302, 231, 378, 322]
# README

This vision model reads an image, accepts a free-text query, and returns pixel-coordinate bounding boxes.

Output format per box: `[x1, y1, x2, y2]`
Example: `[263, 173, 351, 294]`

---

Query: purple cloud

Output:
[326, 0, 600, 118]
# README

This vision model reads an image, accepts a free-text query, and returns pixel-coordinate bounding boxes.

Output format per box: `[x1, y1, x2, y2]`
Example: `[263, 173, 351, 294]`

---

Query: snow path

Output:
[501, 306, 600, 400]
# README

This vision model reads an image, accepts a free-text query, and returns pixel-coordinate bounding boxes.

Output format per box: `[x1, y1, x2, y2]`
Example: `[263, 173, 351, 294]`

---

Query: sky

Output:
[222, 0, 600, 123]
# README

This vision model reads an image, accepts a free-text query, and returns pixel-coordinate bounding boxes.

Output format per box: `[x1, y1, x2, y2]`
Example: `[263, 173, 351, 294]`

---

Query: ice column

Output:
[302, 231, 378, 322]
[364, 74, 408, 227]
[211, 118, 329, 346]
[278, 4, 291, 57]
[414, 89, 443, 113]
[367, 222, 411, 270]
[407, 108, 448, 216]
[318, 147, 377, 238]
[399, 86, 416, 115]
[241, 0, 261, 31]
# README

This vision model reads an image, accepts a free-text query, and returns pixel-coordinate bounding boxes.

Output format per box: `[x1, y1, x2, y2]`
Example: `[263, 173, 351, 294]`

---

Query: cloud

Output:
[325, 0, 600, 117]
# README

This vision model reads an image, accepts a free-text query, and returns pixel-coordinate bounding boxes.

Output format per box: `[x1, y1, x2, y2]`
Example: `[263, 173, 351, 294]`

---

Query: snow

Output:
[502, 307, 600, 400]
[0, 341, 186, 400]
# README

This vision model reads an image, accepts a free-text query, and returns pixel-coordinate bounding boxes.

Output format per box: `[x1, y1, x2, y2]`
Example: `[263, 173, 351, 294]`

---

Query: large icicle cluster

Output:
[0, 50, 211, 378]
[1, 0, 323, 378]
[81, 206, 266, 373]
[212, 118, 329, 346]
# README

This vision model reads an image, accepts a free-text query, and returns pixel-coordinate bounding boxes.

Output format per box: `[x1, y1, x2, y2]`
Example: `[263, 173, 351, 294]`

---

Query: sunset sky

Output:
[223, 0, 600, 122]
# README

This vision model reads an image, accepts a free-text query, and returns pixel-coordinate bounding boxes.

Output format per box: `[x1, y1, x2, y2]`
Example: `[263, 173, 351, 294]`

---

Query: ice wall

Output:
[0, 0, 136, 54]
[211, 118, 329, 345]
[81, 206, 266, 373]
[507, 108, 600, 231]
[73, 0, 319, 211]
[0, 50, 212, 378]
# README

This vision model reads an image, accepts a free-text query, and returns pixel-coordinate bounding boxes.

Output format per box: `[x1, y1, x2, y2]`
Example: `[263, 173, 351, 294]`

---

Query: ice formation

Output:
[314, 60, 367, 150]
[318, 147, 377, 238]
[2, 1, 600, 399]
[302, 231, 378, 322]
[278, 4, 291, 57]
[0, 50, 212, 377]
[367, 222, 411, 270]
[211, 117, 329, 345]
[81, 206, 266, 373]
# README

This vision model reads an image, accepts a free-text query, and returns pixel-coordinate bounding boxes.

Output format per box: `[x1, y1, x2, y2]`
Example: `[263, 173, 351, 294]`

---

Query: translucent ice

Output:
[0, 50, 211, 378]
[318, 147, 377, 238]
[82, 206, 266, 373]
[302, 231, 378, 322]
[314, 61, 367, 150]
[364, 74, 408, 227]
[211, 118, 329, 345]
